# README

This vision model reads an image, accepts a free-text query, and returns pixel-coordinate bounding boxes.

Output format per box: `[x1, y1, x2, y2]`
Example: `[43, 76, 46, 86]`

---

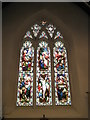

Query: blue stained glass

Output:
[54, 32, 63, 39]
[24, 31, 33, 39]
[39, 31, 48, 39]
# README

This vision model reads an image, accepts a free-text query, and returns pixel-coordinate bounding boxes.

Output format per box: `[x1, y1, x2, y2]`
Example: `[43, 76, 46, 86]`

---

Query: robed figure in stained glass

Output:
[17, 41, 34, 106]
[36, 41, 52, 106]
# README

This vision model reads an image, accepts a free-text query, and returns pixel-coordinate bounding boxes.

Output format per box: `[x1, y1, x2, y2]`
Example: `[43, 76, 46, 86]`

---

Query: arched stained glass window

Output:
[16, 21, 71, 106]
[53, 41, 71, 105]
[17, 41, 34, 106]
[36, 41, 52, 106]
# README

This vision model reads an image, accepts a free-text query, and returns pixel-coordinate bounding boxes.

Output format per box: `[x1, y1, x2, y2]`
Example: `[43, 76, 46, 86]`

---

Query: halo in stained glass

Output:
[53, 41, 71, 105]
[17, 41, 34, 106]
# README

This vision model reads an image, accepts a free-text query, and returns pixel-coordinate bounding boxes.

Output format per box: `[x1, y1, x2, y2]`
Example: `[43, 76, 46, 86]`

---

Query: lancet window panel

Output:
[17, 41, 34, 106]
[36, 41, 52, 106]
[53, 41, 71, 105]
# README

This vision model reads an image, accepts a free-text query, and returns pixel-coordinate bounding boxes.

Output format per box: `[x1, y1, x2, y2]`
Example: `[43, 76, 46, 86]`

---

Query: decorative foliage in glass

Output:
[31, 24, 41, 37]
[53, 41, 71, 105]
[17, 41, 34, 106]
[24, 31, 33, 39]
[39, 31, 48, 39]
[46, 24, 56, 38]
[36, 41, 52, 106]
[54, 31, 63, 39]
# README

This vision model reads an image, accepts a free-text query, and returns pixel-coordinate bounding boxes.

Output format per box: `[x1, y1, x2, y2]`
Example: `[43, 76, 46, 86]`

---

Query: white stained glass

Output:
[42, 21, 47, 26]
[54, 31, 63, 39]
[46, 24, 56, 38]
[24, 31, 33, 39]
[31, 24, 41, 37]
[39, 31, 48, 39]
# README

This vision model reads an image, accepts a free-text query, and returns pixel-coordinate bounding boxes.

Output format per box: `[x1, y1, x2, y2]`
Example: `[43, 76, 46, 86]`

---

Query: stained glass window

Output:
[39, 31, 48, 39]
[36, 41, 52, 106]
[24, 31, 33, 39]
[53, 41, 71, 105]
[31, 24, 41, 37]
[17, 41, 34, 106]
[17, 21, 71, 106]
[54, 31, 63, 39]
[46, 24, 56, 38]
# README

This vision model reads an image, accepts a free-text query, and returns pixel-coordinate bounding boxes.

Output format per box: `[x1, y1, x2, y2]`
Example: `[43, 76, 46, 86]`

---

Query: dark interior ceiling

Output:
[2, 2, 90, 15]
[75, 2, 90, 14]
